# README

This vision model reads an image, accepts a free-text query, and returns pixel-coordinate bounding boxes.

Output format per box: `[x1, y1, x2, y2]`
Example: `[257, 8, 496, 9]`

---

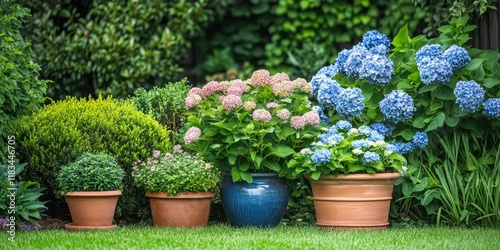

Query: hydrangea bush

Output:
[288, 120, 407, 180]
[183, 70, 321, 183]
[309, 16, 500, 154]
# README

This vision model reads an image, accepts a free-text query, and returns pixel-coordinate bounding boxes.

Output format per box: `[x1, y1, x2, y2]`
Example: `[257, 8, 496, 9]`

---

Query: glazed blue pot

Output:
[221, 172, 290, 227]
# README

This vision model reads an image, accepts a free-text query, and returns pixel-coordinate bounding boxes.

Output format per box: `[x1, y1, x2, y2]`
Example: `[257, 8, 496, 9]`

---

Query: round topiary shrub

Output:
[14, 95, 171, 222]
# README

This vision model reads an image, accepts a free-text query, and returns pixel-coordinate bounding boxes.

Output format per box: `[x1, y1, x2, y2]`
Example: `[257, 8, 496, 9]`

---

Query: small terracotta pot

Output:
[307, 172, 401, 230]
[146, 191, 214, 227]
[63, 190, 122, 231]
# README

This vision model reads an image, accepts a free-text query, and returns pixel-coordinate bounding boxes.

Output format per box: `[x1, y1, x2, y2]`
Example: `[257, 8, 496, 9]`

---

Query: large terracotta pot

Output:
[221, 172, 289, 227]
[146, 191, 214, 227]
[307, 172, 401, 230]
[63, 190, 122, 231]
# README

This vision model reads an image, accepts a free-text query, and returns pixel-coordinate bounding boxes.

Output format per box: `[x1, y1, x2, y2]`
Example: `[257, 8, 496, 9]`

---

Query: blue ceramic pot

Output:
[221, 172, 290, 227]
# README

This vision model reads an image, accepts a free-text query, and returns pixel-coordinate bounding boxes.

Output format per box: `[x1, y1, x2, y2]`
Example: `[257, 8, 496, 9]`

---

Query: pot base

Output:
[64, 223, 117, 231]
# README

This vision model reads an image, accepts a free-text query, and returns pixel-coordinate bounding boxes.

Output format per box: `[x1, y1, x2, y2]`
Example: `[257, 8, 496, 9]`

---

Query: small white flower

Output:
[384, 150, 393, 156]
[352, 149, 364, 155]
[375, 140, 385, 147]
[402, 165, 408, 172]
[300, 148, 312, 155]
[348, 128, 359, 135]
[368, 141, 376, 147]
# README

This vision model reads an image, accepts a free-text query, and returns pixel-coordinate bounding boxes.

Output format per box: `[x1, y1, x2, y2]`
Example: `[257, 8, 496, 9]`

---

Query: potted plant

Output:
[183, 70, 321, 227]
[57, 152, 124, 231]
[288, 120, 411, 230]
[132, 145, 221, 227]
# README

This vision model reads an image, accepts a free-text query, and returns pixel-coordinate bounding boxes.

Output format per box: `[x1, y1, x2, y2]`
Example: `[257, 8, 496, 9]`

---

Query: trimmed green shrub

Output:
[57, 152, 125, 193]
[20, 0, 230, 99]
[126, 78, 191, 144]
[14, 96, 171, 222]
[0, 0, 48, 161]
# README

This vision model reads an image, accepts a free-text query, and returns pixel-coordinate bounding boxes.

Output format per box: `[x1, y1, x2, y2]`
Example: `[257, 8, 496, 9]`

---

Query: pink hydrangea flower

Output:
[230, 79, 249, 93]
[184, 127, 202, 145]
[266, 102, 279, 109]
[250, 69, 271, 87]
[188, 87, 203, 97]
[226, 85, 244, 96]
[244, 101, 256, 111]
[222, 94, 243, 112]
[132, 166, 138, 171]
[293, 78, 312, 93]
[290, 116, 306, 129]
[270, 72, 291, 87]
[302, 110, 320, 126]
[220, 81, 232, 91]
[276, 109, 291, 120]
[272, 81, 295, 97]
[252, 109, 272, 122]
[201, 81, 224, 98]
[150, 166, 155, 172]
[185, 94, 202, 109]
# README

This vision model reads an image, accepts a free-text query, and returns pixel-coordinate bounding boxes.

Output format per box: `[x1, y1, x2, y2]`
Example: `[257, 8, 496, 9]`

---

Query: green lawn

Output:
[4, 224, 500, 250]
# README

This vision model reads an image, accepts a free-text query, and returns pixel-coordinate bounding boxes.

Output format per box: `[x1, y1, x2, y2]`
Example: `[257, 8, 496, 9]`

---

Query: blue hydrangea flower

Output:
[352, 140, 370, 149]
[358, 125, 371, 136]
[316, 64, 338, 78]
[359, 54, 394, 86]
[379, 90, 416, 124]
[329, 134, 345, 144]
[482, 98, 500, 119]
[313, 106, 330, 124]
[360, 30, 390, 54]
[312, 148, 332, 164]
[412, 132, 428, 149]
[370, 123, 394, 138]
[336, 120, 352, 131]
[416, 44, 443, 64]
[368, 130, 385, 142]
[391, 142, 416, 154]
[454, 80, 485, 113]
[326, 126, 339, 135]
[317, 79, 342, 109]
[444, 45, 471, 70]
[417, 57, 453, 85]
[335, 49, 351, 76]
[345, 45, 369, 79]
[362, 151, 381, 165]
[369, 44, 390, 55]
[310, 74, 331, 96]
[335, 87, 365, 120]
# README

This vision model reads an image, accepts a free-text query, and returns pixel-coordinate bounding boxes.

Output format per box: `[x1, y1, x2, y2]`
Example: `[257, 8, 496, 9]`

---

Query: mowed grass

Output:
[3, 224, 500, 250]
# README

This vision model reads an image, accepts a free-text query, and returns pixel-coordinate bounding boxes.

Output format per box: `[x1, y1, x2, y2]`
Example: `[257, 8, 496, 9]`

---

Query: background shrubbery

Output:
[14, 96, 171, 222]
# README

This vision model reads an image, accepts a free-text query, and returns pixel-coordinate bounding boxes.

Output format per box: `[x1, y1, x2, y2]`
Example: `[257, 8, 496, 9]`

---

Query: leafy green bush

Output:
[0, 162, 46, 226]
[57, 153, 125, 193]
[14, 96, 171, 222]
[126, 78, 190, 144]
[0, 0, 48, 161]
[20, 0, 230, 99]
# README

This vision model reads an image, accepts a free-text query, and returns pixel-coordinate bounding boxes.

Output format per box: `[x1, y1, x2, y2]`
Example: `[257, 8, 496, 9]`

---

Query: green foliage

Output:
[183, 72, 320, 183]
[132, 147, 222, 196]
[413, 0, 498, 36]
[0, 162, 46, 225]
[20, 0, 229, 99]
[424, 131, 500, 227]
[282, 177, 316, 226]
[0, 0, 48, 161]
[286, 42, 327, 80]
[194, 47, 254, 83]
[127, 78, 191, 144]
[57, 153, 125, 193]
[14, 96, 170, 222]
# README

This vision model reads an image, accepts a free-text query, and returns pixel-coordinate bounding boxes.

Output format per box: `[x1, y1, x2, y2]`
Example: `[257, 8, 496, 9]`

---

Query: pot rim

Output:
[63, 190, 122, 197]
[145, 191, 215, 198]
[306, 172, 401, 181]
[224, 172, 279, 177]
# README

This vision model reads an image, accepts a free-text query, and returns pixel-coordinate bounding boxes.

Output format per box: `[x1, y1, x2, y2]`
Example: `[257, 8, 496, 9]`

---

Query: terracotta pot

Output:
[307, 172, 401, 230]
[146, 191, 214, 227]
[63, 190, 121, 231]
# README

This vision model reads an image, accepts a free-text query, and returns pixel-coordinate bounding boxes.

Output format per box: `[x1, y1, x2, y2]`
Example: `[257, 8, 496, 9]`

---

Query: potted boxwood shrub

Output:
[57, 152, 124, 231]
[132, 145, 222, 227]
